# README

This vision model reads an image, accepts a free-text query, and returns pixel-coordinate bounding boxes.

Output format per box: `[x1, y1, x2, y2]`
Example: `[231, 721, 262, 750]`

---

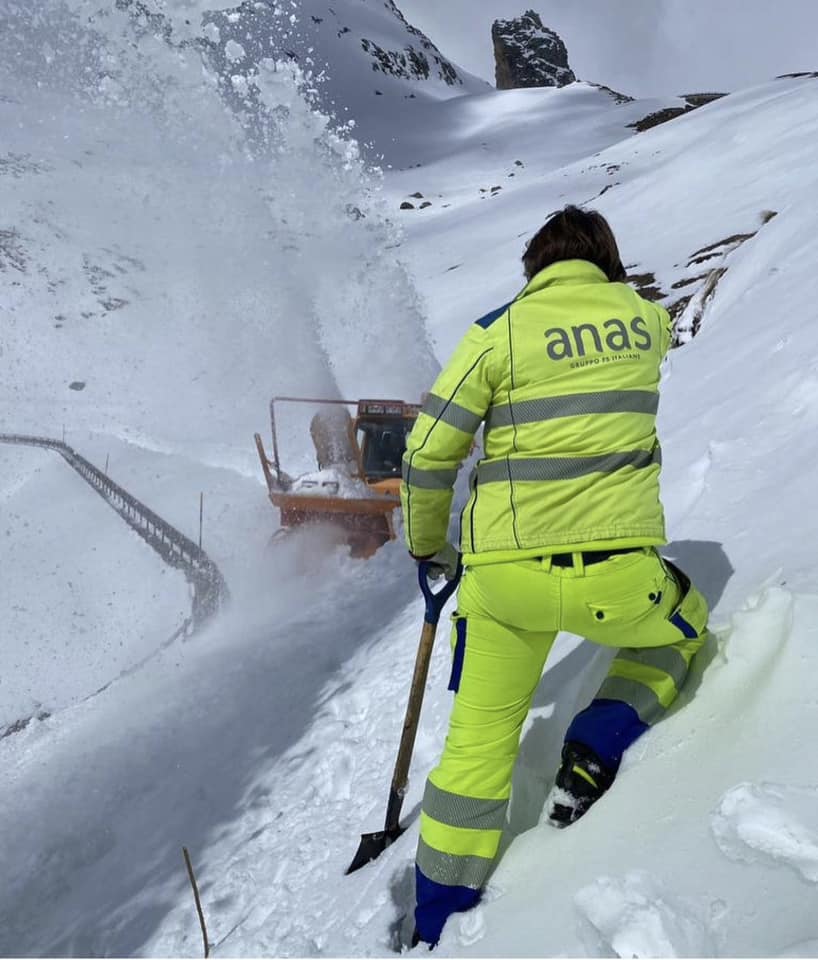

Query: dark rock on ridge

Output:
[492, 10, 575, 90]
[628, 92, 727, 132]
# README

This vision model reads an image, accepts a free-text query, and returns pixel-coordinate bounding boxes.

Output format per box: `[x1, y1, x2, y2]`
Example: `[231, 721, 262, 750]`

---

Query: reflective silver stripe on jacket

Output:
[475, 447, 660, 484]
[485, 390, 659, 433]
[422, 780, 508, 832]
[422, 393, 483, 435]
[416, 837, 493, 888]
[402, 459, 459, 490]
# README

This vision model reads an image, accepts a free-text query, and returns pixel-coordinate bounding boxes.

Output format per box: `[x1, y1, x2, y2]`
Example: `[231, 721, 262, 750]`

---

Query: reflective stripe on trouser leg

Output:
[567, 635, 706, 769]
[598, 635, 704, 723]
[415, 612, 555, 944]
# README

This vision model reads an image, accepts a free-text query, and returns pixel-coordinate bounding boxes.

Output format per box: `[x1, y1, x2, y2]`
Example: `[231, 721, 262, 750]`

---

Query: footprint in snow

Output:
[711, 781, 818, 881]
[575, 870, 717, 958]
[385, 863, 416, 952]
[313, 742, 355, 801]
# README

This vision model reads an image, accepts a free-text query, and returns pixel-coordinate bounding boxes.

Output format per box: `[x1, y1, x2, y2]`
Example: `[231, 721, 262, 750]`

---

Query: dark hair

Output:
[522, 205, 626, 282]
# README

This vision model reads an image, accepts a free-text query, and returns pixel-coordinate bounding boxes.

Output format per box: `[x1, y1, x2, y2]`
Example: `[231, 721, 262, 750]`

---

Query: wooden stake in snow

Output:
[199, 492, 204, 549]
[182, 846, 210, 958]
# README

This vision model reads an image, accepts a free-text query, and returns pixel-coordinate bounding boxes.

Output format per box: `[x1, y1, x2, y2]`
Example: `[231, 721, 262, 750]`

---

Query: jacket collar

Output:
[519, 259, 609, 298]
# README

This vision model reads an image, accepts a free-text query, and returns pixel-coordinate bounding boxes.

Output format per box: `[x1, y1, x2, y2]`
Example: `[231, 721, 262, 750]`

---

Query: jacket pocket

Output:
[448, 617, 467, 693]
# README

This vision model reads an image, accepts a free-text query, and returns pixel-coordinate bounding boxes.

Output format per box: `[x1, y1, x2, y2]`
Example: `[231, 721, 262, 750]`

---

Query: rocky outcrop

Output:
[367, 0, 461, 86]
[359, 35, 458, 86]
[627, 92, 727, 132]
[492, 10, 575, 90]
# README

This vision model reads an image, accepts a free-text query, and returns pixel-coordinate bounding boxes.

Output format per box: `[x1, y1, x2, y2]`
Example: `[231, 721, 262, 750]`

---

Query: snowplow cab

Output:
[355, 399, 419, 490]
[254, 396, 421, 558]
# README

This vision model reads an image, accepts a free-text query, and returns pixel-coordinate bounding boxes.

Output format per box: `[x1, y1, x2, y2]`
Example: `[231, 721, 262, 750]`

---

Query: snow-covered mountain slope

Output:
[204, 0, 488, 158]
[203, 0, 486, 99]
[115, 0, 488, 157]
[3, 3, 818, 958]
[0, 10, 438, 451]
[380, 81, 679, 200]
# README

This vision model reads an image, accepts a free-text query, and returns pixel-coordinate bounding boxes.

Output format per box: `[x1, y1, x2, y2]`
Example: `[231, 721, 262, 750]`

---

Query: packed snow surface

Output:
[2, 2, 818, 957]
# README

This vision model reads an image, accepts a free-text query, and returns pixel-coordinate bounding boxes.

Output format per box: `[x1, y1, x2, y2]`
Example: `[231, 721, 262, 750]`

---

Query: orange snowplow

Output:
[254, 396, 421, 558]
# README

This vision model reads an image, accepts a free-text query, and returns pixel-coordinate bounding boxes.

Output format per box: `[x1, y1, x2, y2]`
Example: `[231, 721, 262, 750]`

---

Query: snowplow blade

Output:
[270, 490, 398, 558]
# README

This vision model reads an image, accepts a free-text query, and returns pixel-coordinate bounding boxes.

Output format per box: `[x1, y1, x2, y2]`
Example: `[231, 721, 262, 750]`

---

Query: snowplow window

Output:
[359, 421, 410, 480]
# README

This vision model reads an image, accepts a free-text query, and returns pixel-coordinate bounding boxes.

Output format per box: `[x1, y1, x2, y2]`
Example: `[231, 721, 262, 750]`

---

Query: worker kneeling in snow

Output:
[400, 205, 708, 948]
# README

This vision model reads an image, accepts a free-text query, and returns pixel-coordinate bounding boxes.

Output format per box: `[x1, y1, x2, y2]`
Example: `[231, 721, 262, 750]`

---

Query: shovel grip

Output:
[418, 556, 463, 625]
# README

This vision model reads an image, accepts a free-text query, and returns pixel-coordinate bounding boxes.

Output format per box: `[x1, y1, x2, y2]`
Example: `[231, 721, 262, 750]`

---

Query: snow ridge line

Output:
[0, 432, 230, 630]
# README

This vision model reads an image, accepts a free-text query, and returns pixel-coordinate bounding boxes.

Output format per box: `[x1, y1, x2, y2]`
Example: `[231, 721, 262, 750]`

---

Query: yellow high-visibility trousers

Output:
[415, 548, 708, 943]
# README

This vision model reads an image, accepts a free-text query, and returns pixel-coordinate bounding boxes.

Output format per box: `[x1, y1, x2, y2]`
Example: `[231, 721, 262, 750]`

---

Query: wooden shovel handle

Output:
[389, 619, 438, 816]
[382, 560, 462, 835]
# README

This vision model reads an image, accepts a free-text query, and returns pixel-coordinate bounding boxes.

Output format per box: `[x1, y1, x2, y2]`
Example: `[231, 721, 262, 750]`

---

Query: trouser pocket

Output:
[448, 617, 467, 693]
[580, 550, 672, 636]
[662, 559, 709, 639]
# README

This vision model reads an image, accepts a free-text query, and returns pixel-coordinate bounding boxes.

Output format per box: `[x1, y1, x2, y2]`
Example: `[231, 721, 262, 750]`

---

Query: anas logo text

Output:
[545, 317, 652, 361]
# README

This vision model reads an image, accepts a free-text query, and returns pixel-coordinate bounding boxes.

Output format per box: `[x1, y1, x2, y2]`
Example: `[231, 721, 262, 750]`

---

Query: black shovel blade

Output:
[346, 824, 406, 874]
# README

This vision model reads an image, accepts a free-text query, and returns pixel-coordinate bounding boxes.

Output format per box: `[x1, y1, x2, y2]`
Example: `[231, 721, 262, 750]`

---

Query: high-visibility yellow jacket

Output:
[401, 259, 673, 566]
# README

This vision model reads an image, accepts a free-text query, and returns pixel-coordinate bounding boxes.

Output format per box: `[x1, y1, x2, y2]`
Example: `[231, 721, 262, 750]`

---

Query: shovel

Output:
[346, 556, 463, 874]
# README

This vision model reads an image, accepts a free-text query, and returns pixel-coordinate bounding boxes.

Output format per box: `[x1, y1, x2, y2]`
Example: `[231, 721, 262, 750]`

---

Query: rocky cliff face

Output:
[361, 0, 461, 86]
[202, 0, 469, 96]
[492, 10, 576, 90]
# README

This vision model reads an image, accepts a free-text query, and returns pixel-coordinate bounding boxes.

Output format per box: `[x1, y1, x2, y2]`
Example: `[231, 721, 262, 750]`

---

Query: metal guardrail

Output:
[0, 433, 229, 628]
